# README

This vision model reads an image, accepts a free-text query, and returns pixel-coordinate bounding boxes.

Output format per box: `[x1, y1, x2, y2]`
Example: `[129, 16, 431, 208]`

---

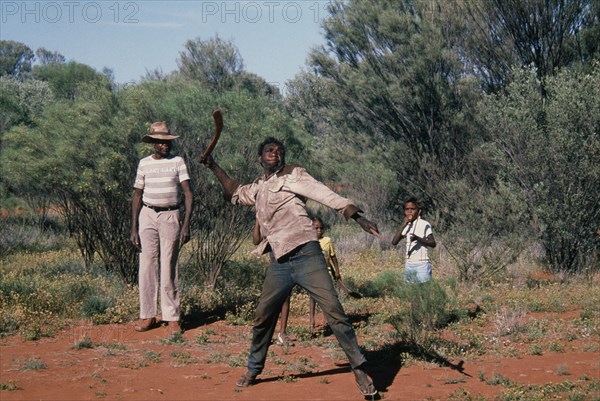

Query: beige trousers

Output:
[138, 206, 181, 321]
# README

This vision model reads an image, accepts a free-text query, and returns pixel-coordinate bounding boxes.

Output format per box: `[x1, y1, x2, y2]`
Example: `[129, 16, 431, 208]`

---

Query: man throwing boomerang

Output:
[200, 136, 378, 397]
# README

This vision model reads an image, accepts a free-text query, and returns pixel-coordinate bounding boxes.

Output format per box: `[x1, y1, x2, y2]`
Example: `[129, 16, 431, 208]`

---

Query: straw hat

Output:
[141, 121, 179, 143]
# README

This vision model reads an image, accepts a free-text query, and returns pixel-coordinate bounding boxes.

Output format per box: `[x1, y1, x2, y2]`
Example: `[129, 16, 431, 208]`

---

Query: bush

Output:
[0, 248, 136, 336]
[387, 280, 452, 345]
[0, 216, 63, 258]
[361, 269, 405, 297]
[476, 66, 600, 274]
[82, 296, 115, 319]
[180, 256, 267, 319]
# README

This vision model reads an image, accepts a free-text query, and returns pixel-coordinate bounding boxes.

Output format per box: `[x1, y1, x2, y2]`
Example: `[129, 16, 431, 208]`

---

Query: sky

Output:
[1, 0, 331, 94]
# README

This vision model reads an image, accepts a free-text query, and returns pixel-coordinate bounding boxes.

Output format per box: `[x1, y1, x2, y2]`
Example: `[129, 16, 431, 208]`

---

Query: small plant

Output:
[161, 331, 185, 345]
[0, 382, 20, 391]
[99, 342, 127, 351]
[529, 344, 543, 355]
[525, 318, 548, 341]
[444, 377, 466, 384]
[477, 370, 486, 382]
[225, 301, 255, 326]
[494, 306, 525, 337]
[72, 337, 94, 350]
[273, 357, 287, 365]
[205, 352, 229, 364]
[21, 326, 42, 341]
[567, 392, 586, 401]
[82, 296, 115, 322]
[556, 364, 571, 376]
[20, 357, 47, 371]
[387, 279, 452, 344]
[119, 360, 148, 369]
[170, 351, 196, 366]
[319, 377, 330, 384]
[278, 375, 297, 383]
[227, 355, 246, 367]
[485, 372, 511, 386]
[144, 351, 161, 363]
[195, 333, 209, 344]
[447, 388, 488, 401]
[549, 341, 565, 353]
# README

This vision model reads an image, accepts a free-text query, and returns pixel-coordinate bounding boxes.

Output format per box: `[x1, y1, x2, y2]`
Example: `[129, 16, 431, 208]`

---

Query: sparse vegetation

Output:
[0, 231, 598, 399]
[72, 337, 94, 350]
[0, 1, 598, 398]
[0, 382, 20, 391]
[19, 357, 47, 371]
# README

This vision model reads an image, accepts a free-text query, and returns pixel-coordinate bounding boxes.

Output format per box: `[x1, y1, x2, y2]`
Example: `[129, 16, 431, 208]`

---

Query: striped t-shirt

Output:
[133, 155, 190, 207]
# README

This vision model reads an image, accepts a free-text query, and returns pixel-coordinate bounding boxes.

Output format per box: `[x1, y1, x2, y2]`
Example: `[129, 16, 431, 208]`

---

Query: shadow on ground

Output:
[364, 341, 469, 395]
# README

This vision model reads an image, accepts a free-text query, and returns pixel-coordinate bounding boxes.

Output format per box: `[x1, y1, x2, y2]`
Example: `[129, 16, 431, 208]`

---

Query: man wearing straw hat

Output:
[130, 121, 193, 334]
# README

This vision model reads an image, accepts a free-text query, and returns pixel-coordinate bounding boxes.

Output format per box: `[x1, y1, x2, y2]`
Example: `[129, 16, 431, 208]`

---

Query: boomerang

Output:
[201, 109, 223, 160]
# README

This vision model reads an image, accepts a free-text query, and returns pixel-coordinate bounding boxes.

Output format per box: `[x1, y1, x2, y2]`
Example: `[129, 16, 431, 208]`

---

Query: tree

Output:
[177, 36, 244, 91]
[0, 77, 55, 224]
[1, 81, 139, 282]
[0, 76, 53, 133]
[35, 47, 65, 65]
[235, 71, 281, 99]
[118, 78, 308, 290]
[295, 0, 481, 216]
[32, 61, 110, 101]
[0, 40, 34, 80]
[457, 0, 596, 93]
[478, 65, 600, 273]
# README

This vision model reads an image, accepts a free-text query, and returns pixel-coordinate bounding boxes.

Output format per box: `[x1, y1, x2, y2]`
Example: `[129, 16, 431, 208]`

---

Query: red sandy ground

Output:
[1, 312, 598, 401]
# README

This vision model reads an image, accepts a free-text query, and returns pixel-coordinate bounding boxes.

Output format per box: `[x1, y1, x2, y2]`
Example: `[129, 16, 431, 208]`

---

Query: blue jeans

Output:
[404, 261, 432, 283]
[247, 241, 367, 375]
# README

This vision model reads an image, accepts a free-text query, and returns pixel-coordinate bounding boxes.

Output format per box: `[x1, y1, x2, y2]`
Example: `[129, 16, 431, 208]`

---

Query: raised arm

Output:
[391, 217, 410, 245]
[200, 155, 241, 201]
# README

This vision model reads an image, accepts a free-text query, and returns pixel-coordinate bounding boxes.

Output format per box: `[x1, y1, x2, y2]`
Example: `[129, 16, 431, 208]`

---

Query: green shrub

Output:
[82, 296, 115, 319]
[387, 279, 452, 344]
[72, 337, 94, 350]
[362, 269, 404, 297]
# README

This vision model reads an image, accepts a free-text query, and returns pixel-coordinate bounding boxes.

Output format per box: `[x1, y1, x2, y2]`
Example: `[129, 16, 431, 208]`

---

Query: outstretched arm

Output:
[352, 213, 380, 236]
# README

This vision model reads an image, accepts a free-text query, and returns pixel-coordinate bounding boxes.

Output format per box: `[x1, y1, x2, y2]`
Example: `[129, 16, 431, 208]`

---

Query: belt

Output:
[143, 203, 179, 212]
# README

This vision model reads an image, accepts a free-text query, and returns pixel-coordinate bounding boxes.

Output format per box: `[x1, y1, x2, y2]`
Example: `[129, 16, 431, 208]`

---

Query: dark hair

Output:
[258, 137, 286, 157]
[404, 196, 421, 209]
[312, 216, 324, 226]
